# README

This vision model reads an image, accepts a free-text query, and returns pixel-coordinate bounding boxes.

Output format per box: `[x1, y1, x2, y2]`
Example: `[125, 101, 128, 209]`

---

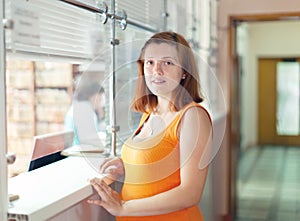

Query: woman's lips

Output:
[152, 78, 166, 84]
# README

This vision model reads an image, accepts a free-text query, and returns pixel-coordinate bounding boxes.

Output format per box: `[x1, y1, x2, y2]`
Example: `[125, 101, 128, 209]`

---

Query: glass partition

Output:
[2, 1, 221, 220]
[4, 0, 220, 175]
[5, 0, 110, 177]
[276, 61, 300, 135]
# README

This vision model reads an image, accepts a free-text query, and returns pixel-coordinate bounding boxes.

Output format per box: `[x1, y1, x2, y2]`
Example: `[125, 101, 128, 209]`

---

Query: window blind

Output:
[5, 0, 109, 61]
[115, 0, 165, 32]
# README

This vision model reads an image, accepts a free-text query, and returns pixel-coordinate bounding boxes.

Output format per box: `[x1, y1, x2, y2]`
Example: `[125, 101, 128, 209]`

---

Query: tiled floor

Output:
[235, 145, 300, 221]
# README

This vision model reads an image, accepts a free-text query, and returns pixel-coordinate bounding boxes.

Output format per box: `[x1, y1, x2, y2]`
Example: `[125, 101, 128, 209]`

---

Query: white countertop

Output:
[8, 156, 111, 221]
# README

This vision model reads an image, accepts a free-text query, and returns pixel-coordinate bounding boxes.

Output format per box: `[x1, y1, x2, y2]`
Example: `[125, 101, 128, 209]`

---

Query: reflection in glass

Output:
[276, 62, 300, 135]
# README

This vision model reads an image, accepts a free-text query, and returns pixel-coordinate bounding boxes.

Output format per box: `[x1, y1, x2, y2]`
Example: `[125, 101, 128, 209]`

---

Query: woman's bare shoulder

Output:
[182, 104, 212, 126]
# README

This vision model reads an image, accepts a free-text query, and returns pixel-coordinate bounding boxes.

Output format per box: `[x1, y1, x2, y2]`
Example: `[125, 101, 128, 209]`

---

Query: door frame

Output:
[227, 12, 300, 221]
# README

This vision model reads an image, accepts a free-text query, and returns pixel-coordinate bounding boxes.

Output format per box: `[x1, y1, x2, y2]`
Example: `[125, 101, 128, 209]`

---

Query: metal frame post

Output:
[0, 0, 8, 220]
[109, 0, 118, 157]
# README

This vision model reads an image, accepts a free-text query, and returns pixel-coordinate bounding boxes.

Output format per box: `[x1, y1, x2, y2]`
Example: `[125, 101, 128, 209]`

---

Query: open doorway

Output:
[234, 20, 300, 221]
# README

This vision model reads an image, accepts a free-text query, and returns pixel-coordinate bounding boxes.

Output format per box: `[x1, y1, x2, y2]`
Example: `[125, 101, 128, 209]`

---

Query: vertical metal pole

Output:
[109, 0, 117, 157]
[0, 0, 8, 220]
[162, 0, 168, 31]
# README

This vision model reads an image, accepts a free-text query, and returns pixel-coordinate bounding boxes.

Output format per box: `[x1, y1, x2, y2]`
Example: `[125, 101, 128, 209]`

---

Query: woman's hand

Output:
[87, 178, 124, 216]
[99, 157, 125, 181]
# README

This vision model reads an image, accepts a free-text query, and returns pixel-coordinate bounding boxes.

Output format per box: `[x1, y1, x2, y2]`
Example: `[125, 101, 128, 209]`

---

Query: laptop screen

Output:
[28, 130, 74, 171]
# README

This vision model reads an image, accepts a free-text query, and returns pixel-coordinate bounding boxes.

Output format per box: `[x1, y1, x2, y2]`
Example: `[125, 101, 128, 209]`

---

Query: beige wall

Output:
[217, 0, 300, 220]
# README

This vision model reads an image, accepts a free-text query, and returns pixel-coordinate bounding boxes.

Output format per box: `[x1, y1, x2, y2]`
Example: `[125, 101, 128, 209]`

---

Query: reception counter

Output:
[8, 156, 114, 221]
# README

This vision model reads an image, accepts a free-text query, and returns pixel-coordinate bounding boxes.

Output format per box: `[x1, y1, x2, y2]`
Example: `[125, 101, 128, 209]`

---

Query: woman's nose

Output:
[153, 61, 163, 75]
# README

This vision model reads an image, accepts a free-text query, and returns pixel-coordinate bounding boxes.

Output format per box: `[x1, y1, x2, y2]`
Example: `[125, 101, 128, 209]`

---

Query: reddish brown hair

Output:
[131, 31, 204, 113]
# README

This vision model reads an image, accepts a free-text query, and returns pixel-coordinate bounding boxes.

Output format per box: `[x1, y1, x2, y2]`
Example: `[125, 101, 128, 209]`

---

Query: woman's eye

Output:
[164, 61, 173, 65]
[145, 60, 153, 65]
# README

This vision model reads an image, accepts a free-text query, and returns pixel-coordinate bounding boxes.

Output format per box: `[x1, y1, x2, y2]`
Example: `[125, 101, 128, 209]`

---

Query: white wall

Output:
[238, 20, 300, 150]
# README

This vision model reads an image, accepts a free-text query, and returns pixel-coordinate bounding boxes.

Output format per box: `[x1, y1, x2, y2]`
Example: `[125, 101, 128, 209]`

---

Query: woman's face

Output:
[143, 43, 184, 98]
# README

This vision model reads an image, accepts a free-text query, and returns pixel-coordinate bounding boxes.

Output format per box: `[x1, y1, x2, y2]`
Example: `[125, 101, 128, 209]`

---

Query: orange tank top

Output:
[116, 102, 207, 221]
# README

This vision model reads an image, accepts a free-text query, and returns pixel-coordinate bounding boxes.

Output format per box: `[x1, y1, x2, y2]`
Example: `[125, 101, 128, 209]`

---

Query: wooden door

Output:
[258, 58, 300, 146]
